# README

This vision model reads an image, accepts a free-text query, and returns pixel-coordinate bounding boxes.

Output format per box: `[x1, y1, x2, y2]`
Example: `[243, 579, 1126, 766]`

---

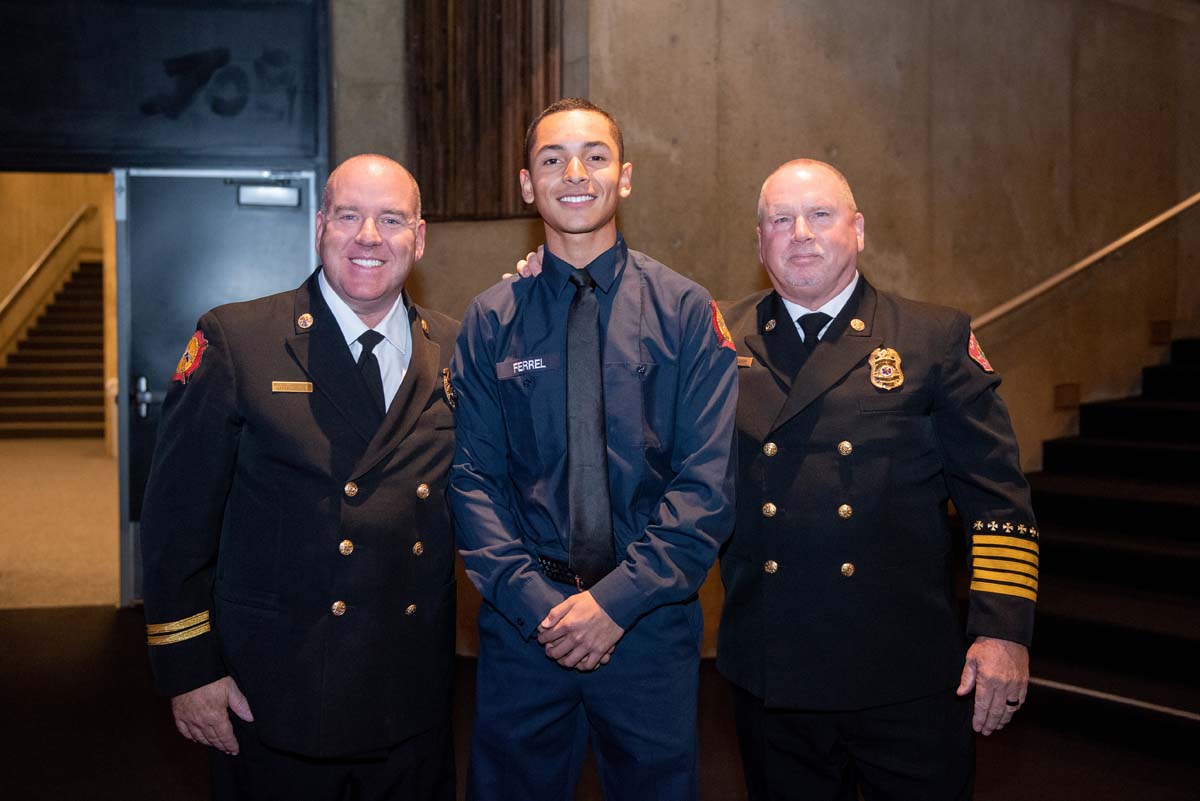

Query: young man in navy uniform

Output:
[717, 160, 1036, 800]
[449, 98, 738, 800]
[141, 155, 458, 800]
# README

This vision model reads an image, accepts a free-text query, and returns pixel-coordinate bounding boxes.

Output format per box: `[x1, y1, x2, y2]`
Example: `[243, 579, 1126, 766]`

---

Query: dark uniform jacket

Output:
[716, 277, 1038, 710]
[450, 239, 738, 636]
[141, 271, 458, 758]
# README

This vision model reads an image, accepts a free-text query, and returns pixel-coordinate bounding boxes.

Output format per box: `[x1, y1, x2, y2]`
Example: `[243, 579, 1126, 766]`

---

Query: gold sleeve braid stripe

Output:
[148, 622, 212, 646]
[146, 610, 211, 646]
[971, 533, 1038, 602]
[970, 581, 1037, 603]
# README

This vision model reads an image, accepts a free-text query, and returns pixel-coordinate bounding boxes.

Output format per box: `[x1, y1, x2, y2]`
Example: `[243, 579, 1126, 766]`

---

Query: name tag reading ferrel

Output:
[496, 353, 560, 380]
[272, 381, 313, 393]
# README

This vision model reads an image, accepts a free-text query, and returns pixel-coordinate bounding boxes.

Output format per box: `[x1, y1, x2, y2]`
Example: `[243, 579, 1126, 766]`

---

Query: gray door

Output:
[116, 168, 317, 606]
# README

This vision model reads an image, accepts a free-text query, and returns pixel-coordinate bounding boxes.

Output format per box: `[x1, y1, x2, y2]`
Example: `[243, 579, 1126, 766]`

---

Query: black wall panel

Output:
[0, 0, 328, 171]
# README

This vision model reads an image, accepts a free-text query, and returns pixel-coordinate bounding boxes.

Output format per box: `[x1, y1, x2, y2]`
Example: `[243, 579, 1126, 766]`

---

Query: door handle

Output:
[132, 376, 166, 418]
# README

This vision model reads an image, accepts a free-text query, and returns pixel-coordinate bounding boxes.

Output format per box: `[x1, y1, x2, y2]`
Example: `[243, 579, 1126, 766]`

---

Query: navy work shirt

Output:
[449, 236, 738, 638]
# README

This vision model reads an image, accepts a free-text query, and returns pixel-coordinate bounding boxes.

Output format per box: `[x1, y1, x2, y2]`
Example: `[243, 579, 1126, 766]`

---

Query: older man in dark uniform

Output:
[450, 98, 738, 801]
[140, 154, 458, 800]
[717, 160, 1036, 800]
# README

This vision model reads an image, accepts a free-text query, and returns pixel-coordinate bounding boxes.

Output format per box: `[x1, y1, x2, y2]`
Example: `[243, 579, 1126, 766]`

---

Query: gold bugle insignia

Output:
[869, 347, 904, 390]
[442, 367, 456, 409]
[737, 356, 754, 368]
[272, 381, 314, 393]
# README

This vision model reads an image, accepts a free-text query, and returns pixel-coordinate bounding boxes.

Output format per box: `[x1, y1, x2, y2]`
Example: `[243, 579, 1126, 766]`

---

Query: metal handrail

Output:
[0, 203, 98, 321]
[973, 191, 1200, 329]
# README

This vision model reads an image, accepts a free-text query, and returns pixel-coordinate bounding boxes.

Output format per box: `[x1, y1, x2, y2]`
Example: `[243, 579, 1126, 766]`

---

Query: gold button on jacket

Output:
[840, 562, 856, 577]
[762, 502, 777, 518]
[415, 483, 431, 500]
[838, 503, 853, 519]
[405, 604, 418, 616]
[764, 560, 779, 575]
[411, 541, 425, 556]
[331, 600, 347, 616]
[762, 442, 778, 457]
[837, 440, 853, 456]
[338, 539, 354, 556]
[343, 481, 358, 498]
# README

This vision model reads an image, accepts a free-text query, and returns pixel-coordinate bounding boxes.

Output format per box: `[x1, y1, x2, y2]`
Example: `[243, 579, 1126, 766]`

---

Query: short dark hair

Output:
[524, 97, 625, 169]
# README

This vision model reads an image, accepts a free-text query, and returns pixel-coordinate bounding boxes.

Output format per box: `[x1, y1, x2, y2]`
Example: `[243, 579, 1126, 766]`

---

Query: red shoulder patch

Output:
[172, 330, 209, 384]
[968, 330, 994, 373]
[710, 301, 736, 352]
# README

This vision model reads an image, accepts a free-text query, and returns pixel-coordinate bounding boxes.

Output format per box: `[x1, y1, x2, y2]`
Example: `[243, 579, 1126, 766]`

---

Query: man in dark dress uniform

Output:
[140, 155, 458, 800]
[449, 99, 738, 801]
[717, 159, 1037, 800]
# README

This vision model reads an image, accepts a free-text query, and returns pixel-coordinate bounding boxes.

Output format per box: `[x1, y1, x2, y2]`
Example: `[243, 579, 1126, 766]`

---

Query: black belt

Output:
[538, 555, 588, 590]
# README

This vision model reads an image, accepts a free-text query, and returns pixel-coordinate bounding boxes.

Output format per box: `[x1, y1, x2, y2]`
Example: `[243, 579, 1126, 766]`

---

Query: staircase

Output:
[1027, 336, 1200, 722]
[0, 260, 105, 438]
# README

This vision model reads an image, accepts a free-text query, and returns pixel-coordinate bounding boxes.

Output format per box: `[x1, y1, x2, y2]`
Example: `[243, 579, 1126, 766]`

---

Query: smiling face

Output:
[519, 109, 632, 261]
[315, 155, 426, 327]
[756, 161, 865, 309]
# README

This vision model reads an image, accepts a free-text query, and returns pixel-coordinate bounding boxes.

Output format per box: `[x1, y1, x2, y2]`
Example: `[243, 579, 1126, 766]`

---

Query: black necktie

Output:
[566, 269, 615, 588]
[798, 312, 832, 355]
[356, 330, 386, 418]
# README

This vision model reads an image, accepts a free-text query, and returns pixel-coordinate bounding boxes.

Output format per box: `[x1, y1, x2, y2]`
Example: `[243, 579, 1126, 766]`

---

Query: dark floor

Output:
[1, 607, 1196, 800]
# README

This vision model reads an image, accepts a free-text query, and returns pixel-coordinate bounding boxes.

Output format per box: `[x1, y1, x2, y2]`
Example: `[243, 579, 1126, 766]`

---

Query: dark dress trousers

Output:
[716, 277, 1037, 798]
[140, 271, 459, 764]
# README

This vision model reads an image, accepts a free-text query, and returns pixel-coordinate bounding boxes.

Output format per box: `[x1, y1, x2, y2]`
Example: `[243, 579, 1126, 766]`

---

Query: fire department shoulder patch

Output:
[710, 302, 735, 352]
[172, 330, 209, 384]
[968, 330, 994, 373]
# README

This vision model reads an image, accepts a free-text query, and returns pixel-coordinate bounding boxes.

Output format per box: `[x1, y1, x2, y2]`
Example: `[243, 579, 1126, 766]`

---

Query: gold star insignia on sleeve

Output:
[1002, 522, 1014, 533]
[1017, 524, 1027, 534]
[973, 520, 984, 531]
[987, 521, 999, 532]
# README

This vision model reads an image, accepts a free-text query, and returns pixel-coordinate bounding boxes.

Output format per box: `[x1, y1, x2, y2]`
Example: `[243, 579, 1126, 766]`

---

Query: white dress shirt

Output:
[781, 272, 861, 342]
[318, 271, 411, 411]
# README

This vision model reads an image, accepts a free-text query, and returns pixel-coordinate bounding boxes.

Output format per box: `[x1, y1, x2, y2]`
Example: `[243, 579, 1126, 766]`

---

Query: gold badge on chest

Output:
[869, 347, 904, 390]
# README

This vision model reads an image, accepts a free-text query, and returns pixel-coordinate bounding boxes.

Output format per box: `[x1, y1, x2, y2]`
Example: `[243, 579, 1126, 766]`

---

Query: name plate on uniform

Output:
[737, 356, 754, 368]
[272, 381, 313, 393]
[496, 353, 561, 380]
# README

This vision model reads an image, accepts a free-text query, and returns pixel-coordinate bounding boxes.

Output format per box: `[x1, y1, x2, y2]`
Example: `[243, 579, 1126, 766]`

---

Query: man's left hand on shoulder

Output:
[537, 590, 624, 672]
[956, 635, 1030, 736]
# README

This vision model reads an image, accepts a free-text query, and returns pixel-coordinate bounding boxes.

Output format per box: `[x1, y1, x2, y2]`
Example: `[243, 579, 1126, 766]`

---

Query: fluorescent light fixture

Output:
[238, 185, 301, 207]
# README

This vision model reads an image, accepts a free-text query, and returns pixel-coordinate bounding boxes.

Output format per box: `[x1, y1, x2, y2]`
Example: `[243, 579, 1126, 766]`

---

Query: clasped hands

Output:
[537, 590, 625, 672]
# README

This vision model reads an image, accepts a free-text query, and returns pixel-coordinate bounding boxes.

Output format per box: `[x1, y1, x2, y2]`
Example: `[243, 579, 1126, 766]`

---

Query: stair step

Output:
[1028, 472, 1200, 536]
[25, 327, 103, 338]
[1170, 338, 1200, 367]
[0, 421, 104, 438]
[38, 313, 103, 325]
[0, 407, 103, 423]
[0, 366, 103, 378]
[1030, 655, 1200, 718]
[16, 340, 102, 351]
[1042, 436, 1200, 480]
[0, 391, 105, 406]
[1036, 576, 1200, 642]
[7, 351, 103, 364]
[1142, 365, 1200, 400]
[1038, 526, 1200, 596]
[1078, 398, 1200, 442]
[0, 378, 103, 391]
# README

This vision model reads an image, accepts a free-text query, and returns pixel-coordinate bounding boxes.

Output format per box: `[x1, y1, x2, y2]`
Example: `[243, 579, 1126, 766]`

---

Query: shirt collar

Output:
[781, 271, 860, 324]
[542, 233, 628, 297]
[317, 268, 411, 356]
